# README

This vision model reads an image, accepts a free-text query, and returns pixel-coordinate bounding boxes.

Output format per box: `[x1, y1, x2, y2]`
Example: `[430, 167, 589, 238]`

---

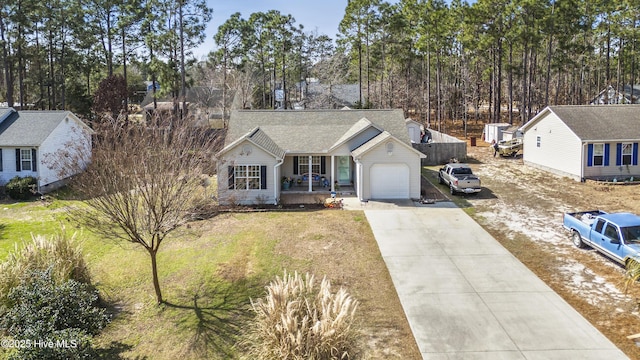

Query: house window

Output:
[234, 165, 261, 190]
[622, 143, 633, 165]
[21, 149, 32, 171]
[592, 143, 604, 166]
[536, 136, 541, 148]
[299, 156, 321, 174]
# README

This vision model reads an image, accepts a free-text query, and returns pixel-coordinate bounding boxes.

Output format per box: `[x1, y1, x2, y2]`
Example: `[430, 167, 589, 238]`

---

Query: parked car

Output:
[438, 163, 482, 195]
[563, 210, 640, 268]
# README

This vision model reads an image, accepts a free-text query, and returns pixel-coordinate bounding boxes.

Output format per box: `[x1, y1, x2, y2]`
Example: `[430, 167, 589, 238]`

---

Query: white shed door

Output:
[370, 164, 410, 199]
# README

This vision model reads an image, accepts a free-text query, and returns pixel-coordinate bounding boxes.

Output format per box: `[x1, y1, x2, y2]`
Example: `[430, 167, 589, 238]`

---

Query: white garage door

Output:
[370, 164, 410, 199]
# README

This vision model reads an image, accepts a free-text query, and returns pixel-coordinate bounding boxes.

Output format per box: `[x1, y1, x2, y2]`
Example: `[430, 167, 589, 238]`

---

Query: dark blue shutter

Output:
[31, 149, 37, 172]
[0, 149, 3, 171]
[15, 149, 21, 171]
[616, 143, 622, 166]
[260, 166, 267, 189]
[320, 157, 326, 174]
[604, 144, 610, 166]
[293, 157, 299, 175]
[228, 166, 235, 189]
[634, 143, 639, 166]
[587, 144, 593, 167]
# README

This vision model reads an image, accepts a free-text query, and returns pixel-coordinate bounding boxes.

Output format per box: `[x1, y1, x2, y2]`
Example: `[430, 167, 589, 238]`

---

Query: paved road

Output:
[347, 199, 629, 360]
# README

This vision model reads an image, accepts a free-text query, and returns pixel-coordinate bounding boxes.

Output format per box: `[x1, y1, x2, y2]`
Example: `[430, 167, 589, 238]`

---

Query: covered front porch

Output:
[280, 154, 355, 195]
[280, 185, 356, 205]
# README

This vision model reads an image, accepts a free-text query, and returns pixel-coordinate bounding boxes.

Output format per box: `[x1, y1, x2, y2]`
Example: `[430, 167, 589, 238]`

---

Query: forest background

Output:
[1, 0, 638, 131]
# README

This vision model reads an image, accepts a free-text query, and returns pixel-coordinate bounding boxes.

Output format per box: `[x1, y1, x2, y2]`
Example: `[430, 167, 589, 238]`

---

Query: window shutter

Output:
[616, 143, 622, 166]
[31, 149, 37, 172]
[0, 149, 3, 171]
[604, 144, 610, 166]
[587, 144, 593, 167]
[228, 166, 235, 189]
[634, 143, 639, 166]
[293, 156, 299, 175]
[15, 149, 21, 171]
[320, 157, 326, 174]
[260, 166, 267, 189]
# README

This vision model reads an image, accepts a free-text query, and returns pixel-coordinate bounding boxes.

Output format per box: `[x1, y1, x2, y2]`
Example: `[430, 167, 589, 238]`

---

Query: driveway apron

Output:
[363, 203, 629, 360]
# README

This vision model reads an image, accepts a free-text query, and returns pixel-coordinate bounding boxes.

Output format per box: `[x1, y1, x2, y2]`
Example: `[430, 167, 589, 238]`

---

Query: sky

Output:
[194, 0, 389, 60]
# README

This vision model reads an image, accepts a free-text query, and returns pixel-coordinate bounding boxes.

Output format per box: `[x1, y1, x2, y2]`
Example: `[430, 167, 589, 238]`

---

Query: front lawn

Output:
[0, 200, 419, 359]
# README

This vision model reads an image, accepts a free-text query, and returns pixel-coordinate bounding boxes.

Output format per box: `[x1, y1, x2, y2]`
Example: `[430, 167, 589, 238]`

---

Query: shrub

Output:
[243, 271, 360, 360]
[0, 230, 91, 308]
[5, 176, 37, 200]
[0, 268, 109, 360]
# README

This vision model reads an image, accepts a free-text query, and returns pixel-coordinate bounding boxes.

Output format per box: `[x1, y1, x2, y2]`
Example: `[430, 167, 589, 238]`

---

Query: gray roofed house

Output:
[590, 85, 640, 105]
[140, 86, 236, 127]
[519, 105, 640, 181]
[0, 108, 93, 193]
[216, 109, 425, 205]
[300, 81, 362, 109]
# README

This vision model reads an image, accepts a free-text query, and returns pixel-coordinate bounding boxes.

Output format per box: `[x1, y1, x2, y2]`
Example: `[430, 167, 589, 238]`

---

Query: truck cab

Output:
[564, 211, 640, 267]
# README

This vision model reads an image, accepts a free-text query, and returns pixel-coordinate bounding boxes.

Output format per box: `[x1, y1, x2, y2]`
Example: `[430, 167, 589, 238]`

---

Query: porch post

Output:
[308, 155, 312, 192]
[331, 155, 335, 192]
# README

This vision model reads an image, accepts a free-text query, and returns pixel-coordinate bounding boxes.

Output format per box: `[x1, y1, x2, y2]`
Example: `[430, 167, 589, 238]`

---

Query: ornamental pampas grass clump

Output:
[243, 271, 360, 360]
[0, 229, 91, 308]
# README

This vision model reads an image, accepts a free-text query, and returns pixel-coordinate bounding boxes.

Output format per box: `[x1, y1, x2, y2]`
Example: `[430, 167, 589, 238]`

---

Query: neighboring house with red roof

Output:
[0, 107, 93, 193]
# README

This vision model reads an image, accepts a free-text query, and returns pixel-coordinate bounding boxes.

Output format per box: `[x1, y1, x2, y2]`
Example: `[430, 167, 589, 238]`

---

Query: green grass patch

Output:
[0, 202, 419, 359]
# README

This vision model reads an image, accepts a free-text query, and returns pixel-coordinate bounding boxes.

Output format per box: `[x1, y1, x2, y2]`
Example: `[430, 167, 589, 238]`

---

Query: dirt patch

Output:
[447, 144, 640, 359]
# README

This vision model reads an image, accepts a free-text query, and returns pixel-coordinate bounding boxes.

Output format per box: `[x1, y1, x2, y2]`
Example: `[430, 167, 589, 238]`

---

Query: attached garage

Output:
[370, 163, 410, 198]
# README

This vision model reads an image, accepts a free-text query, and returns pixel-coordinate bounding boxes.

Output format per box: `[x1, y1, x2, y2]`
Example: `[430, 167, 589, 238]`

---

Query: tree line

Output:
[0, 0, 210, 117]
[2, 0, 640, 128]
[210, 0, 640, 130]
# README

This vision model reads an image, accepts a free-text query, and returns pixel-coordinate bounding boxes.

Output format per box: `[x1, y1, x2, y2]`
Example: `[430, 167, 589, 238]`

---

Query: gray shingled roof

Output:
[351, 131, 392, 157]
[0, 107, 14, 123]
[545, 105, 640, 141]
[0, 110, 73, 146]
[248, 128, 286, 159]
[225, 109, 409, 154]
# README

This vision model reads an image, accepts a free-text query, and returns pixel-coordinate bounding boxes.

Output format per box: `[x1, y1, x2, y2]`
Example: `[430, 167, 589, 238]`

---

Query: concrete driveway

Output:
[350, 200, 628, 359]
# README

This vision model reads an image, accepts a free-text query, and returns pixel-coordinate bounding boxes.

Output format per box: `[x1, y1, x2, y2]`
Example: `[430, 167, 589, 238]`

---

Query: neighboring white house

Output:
[216, 109, 426, 205]
[0, 107, 93, 193]
[519, 105, 640, 182]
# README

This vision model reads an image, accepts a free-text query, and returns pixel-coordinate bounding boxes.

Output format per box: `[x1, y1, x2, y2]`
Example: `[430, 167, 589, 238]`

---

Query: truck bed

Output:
[565, 210, 608, 226]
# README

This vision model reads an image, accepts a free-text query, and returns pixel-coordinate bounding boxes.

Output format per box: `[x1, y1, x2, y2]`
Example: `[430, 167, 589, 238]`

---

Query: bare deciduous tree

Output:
[65, 115, 220, 304]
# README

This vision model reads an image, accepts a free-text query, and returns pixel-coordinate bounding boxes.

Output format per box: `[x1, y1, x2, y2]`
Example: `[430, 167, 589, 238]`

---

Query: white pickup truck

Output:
[438, 163, 482, 195]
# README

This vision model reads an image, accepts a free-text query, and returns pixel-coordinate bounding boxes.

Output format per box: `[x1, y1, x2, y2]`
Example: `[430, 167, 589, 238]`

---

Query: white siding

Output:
[356, 139, 422, 200]
[522, 113, 582, 180]
[38, 116, 92, 190]
[483, 123, 511, 143]
[217, 140, 278, 205]
[406, 122, 422, 143]
[0, 148, 38, 185]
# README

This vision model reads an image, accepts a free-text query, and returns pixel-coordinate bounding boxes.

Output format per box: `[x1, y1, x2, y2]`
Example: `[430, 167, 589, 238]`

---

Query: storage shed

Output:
[483, 123, 511, 144]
